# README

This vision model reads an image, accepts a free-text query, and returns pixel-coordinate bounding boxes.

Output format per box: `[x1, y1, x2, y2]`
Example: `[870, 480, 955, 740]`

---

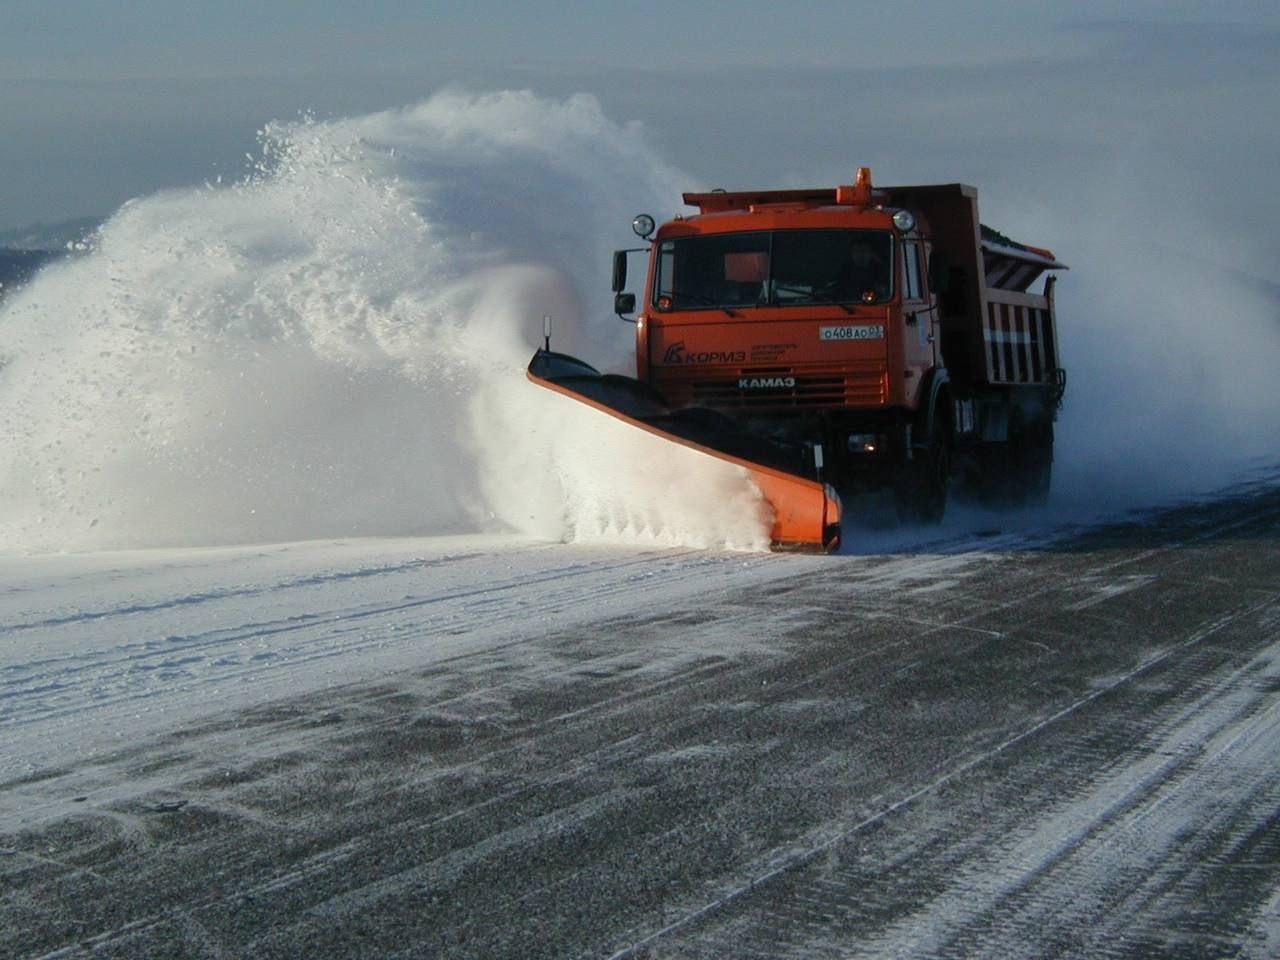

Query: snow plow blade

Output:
[527, 349, 841, 552]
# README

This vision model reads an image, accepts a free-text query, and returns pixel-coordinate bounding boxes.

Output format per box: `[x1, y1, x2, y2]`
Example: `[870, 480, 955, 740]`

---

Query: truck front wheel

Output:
[894, 417, 949, 525]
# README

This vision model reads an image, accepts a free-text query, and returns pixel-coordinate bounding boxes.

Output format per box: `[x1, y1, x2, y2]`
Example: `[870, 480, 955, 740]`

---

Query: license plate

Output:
[819, 324, 885, 341]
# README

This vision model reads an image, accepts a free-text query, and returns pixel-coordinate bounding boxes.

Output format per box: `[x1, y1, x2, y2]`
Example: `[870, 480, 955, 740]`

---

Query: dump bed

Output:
[877, 183, 1066, 392]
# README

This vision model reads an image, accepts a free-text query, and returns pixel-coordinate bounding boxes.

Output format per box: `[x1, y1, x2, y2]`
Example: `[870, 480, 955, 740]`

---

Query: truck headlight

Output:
[847, 433, 881, 454]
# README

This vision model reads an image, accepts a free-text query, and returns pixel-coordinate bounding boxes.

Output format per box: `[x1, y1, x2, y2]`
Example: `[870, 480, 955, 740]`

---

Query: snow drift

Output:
[0, 92, 772, 553]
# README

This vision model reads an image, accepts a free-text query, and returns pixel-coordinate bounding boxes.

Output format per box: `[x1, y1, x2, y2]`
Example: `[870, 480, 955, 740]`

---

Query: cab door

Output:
[900, 239, 938, 406]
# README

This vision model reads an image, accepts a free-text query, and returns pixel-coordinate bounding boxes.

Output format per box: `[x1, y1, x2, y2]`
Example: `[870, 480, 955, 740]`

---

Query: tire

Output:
[1018, 426, 1053, 507]
[980, 421, 1052, 508]
[978, 441, 1016, 507]
[895, 414, 949, 525]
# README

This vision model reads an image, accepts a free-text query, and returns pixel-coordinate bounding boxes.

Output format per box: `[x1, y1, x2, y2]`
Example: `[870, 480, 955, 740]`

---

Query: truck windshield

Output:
[654, 229, 893, 309]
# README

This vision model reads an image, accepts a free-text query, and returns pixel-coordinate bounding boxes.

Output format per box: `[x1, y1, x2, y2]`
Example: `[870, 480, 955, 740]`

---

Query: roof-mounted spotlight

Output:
[632, 214, 656, 240]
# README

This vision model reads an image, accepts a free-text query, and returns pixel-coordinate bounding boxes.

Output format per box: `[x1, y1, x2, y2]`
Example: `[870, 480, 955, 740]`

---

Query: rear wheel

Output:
[980, 421, 1053, 507]
[1018, 424, 1053, 506]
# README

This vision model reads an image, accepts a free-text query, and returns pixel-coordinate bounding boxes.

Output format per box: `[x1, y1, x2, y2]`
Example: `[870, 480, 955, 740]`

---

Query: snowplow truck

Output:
[528, 168, 1066, 550]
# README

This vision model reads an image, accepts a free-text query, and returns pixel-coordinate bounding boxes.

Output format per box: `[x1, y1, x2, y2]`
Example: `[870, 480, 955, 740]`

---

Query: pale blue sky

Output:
[4, 2, 1277, 75]
[2, 0, 1279, 265]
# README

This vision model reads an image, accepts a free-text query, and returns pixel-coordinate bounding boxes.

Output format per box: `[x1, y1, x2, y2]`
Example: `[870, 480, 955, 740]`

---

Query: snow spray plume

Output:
[0, 91, 771, 553]
[1038, 189, 1280, 516]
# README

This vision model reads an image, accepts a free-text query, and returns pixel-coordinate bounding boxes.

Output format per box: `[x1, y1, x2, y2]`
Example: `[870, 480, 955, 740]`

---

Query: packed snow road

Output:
[3, 485, 1280, 959]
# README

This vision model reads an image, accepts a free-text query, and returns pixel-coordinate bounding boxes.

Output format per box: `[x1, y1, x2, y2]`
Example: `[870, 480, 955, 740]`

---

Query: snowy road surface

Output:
[3, 486, 1280, 958]
[0, 536, 827, 783]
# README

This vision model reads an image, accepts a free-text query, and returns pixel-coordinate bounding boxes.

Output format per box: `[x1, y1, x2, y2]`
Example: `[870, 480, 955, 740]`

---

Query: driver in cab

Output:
[832, 241, 888, 302]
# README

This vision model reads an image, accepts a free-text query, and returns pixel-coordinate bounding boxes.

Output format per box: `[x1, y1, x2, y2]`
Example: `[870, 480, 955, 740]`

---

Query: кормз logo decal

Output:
[662, 341, 747, 365]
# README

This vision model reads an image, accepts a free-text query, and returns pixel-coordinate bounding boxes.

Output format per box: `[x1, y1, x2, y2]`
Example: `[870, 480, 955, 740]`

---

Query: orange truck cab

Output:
[613, 168, 1067, 520]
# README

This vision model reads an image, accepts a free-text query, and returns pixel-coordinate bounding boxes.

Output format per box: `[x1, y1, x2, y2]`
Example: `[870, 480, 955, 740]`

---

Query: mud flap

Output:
[527, 350, 841, 551]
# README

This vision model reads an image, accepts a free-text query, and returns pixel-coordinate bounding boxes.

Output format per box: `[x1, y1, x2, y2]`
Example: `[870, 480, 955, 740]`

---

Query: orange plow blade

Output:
[527, 350, 841, 551]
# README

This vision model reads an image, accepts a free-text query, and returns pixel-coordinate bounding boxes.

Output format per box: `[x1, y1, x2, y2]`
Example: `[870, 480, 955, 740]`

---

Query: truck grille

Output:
[678, 367, 888, 410]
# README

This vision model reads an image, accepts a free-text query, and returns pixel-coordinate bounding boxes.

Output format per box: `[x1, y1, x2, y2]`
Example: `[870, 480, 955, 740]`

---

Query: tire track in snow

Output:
[0, 556, 464, 635]
[600, 501, 1280, 959]
[4, 522, 1038, 759]
[10, 514, 1240, 957]
[612, 611, 1280, 959]
[3, 543, 1004, 956]
[856, 616, 1280, 959]
[7, 490, 1280, 959]
[0, 544, 727, 735]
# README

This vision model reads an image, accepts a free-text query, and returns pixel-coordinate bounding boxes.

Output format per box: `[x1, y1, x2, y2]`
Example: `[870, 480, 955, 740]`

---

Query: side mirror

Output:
[612, 250, 628, 293]
[614, 292, 636, 315]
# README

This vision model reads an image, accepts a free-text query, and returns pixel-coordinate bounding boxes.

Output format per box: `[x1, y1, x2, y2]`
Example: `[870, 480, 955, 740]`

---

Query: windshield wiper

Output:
[662, 289, 740, 317]
[771, 283, 856, 313]
[772, 283, 814, 302]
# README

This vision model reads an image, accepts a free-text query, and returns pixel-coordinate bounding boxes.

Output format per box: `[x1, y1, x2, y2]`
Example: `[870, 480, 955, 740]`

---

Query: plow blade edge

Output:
[527, 350, 841, 551]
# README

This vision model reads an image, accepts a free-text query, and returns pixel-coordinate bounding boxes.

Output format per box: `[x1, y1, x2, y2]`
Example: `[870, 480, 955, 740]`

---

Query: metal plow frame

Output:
[527, 350, 841, 552]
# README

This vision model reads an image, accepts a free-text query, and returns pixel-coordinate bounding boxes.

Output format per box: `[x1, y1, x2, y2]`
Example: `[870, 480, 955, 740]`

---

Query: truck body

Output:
[633, 169, 1065, 514]
[527, 168, 1066, 548]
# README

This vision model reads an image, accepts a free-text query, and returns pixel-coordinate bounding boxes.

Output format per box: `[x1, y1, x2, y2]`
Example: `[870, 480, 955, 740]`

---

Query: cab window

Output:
[903, 242, 924, 301]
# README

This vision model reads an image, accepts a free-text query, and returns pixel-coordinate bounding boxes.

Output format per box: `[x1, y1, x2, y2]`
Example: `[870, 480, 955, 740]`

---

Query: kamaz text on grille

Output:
[738, 376, 797, 389]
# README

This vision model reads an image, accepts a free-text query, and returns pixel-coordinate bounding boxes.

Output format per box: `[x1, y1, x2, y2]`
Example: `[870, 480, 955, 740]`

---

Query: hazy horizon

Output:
[3, 5, 1279, 277]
